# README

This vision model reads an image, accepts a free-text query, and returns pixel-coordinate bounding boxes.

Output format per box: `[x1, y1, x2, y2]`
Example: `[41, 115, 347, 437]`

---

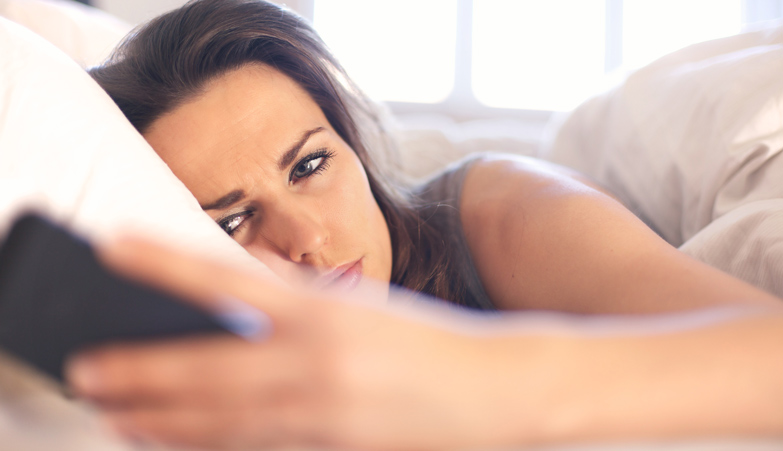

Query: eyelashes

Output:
[289, 148, 335, 183]
[216, 148, 336, 237]
[218, 210, 252, 236]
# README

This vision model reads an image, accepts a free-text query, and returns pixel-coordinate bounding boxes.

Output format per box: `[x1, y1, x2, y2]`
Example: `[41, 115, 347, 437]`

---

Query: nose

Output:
[259, 200, 328, 264]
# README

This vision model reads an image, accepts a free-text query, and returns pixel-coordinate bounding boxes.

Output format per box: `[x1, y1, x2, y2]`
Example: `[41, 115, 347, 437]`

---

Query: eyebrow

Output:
[200, 127, 326, 211]
[277, 126, 326, 171]
[201, 189, 245, 211]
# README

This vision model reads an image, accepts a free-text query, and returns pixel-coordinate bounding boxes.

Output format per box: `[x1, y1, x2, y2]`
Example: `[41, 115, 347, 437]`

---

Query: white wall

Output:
[93, 0, 307, 25]
[92, 0, 187, 25]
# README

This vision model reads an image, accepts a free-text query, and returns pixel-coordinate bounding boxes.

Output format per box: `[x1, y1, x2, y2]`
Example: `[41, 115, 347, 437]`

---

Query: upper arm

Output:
[460, 154, 779, 314]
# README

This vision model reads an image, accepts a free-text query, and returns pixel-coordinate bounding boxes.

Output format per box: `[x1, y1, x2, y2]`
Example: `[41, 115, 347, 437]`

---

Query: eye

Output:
[292, 156, 324, 179]
[218, 211, 252, 237]
[289, 149, 335, 183]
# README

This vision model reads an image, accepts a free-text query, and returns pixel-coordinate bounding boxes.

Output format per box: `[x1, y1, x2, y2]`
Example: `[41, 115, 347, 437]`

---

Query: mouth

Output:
[318, 259, 363, 292]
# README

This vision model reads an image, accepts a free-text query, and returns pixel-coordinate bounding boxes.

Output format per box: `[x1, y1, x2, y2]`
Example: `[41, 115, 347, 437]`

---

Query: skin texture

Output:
[67, 237, 783, 450]
[143, 64, 392, 293]
[460, 154, 782, 313]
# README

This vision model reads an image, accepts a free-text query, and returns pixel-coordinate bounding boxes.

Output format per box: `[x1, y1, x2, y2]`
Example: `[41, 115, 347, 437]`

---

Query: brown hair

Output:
[90, 0, 481, 308]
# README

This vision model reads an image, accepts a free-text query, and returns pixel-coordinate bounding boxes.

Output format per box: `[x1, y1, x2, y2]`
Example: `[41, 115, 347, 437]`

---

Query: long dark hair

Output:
[90, 0, 476, 307]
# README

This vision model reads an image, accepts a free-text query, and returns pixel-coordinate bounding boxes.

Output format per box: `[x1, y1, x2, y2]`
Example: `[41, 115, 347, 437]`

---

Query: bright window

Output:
[313, 0, 458, 103]
[472, 0, 606, 111]
[622, 0, 743, 69]
[308, 0, 783, 113]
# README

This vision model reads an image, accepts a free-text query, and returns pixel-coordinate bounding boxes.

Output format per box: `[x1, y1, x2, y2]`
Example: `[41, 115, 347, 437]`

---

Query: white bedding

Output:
[0, 0, 131, 67]
[0, 9, 266, 273]
[540, 20, 783, 296]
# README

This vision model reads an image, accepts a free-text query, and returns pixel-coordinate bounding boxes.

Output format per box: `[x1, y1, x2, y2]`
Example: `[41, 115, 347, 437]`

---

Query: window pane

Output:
[472, 0, 606, 111]
[622, 0, 742, 70]
[313, 0, 457, 103]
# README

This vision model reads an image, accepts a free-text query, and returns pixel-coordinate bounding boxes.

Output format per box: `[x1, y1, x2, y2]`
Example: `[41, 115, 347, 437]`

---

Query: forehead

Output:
[142, 64, 331, 199]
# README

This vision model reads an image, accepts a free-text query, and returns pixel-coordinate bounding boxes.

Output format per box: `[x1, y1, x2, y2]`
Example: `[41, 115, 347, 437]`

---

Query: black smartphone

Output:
[0, 213, 236, 382]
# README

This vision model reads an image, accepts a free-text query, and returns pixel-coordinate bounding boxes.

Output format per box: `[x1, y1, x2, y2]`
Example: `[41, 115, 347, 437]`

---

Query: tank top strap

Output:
[414, 155, 496, 311]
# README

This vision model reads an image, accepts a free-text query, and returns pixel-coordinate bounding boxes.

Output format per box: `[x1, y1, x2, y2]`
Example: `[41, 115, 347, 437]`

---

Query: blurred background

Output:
[83, 0, 783, 130]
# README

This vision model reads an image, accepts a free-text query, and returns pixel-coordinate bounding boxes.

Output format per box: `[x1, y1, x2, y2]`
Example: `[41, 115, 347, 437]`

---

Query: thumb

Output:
[95, 235, 294, 329]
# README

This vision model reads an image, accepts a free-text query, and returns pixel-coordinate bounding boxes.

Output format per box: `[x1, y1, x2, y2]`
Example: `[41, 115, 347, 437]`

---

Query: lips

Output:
[318, 259, 363, 292]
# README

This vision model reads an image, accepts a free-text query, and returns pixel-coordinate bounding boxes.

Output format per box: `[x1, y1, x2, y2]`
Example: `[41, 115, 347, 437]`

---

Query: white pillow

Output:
[678, 199, 783, 296]
[0, 0, 132, 67]
[539, 21, 783, 296]
[0, 16, 269, 274]
[394, 114, 542, 181]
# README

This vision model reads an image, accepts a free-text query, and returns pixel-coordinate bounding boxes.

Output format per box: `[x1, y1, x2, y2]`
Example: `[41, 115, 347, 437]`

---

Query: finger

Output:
[96, 235, 296, 318]
[66, 336, 304, 406]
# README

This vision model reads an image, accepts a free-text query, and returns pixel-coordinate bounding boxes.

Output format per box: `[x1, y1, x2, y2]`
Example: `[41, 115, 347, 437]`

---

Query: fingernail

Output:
[215, 297, 274, 341]
[68, 355, 101, 393]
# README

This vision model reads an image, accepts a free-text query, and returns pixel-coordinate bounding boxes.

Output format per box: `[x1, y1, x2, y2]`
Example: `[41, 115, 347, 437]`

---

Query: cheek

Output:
[331, 155, 393, 277]
[326, 157, 383, 232]
[249, 249, 303, 281]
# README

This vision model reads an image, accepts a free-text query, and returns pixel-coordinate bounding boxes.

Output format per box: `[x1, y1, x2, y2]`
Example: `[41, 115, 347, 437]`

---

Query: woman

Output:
[88, 0, 775, 313]
[69, 0, 783, 449]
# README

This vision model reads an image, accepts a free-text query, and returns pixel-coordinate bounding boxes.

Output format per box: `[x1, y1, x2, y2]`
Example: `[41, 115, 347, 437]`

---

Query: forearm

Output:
[480, 308, 783, 446]
[78, 237, 783, 451]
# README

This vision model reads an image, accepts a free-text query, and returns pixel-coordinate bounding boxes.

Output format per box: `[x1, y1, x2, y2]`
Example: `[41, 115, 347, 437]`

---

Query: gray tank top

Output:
[414, 157, 496, 311]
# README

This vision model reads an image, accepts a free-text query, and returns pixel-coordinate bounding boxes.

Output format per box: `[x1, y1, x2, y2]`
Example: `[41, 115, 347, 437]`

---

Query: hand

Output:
[66, 238, 783, 449]
[65, 237, 539, 450]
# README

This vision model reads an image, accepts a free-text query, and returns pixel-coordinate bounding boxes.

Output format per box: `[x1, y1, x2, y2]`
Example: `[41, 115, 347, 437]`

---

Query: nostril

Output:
[288, 224, 328, 262]
[259, 203, 328, 264]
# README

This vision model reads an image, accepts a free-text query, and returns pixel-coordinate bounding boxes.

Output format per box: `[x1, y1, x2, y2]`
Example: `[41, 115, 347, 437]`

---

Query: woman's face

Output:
[143, 64, 393, 292]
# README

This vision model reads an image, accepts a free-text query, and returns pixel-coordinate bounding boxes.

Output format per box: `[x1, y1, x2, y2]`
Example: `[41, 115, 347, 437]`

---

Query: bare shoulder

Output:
[459, 153, 622, 244]
[460, 153, 617, 214]
[459, 153, 632, 310]
[457, 153, 778, 313]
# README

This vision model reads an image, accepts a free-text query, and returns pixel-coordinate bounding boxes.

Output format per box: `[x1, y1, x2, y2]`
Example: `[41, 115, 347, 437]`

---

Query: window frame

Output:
[299, 0, 783, 122]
